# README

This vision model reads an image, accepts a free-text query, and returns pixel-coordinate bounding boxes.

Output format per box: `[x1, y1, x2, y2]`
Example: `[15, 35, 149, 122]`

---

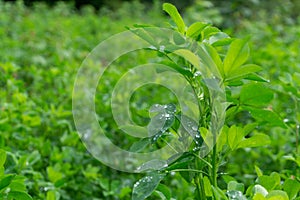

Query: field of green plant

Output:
[0, 0, 299, 199]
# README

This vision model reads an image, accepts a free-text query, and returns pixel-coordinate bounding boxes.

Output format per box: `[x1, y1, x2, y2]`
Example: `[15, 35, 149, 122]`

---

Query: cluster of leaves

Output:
[129, 3, 299, 200]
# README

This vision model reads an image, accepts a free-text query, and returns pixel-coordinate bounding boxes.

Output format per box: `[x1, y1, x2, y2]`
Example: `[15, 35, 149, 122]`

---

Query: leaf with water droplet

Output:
[130, 138, 151, 153]
[132, 172, 165, 200]
[148, 104, 176, 142]
[226, 190, 247, 200]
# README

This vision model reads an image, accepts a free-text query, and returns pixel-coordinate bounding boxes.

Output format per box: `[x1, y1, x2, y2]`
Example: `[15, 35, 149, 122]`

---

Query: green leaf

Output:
[130, 138, 151, 153]
[0, 174, 16, 191]
[283, 179, 300, 199]
[120, 125, 148, 138]
[256, 174, 280, 191]
[240, 83, 273, 107]
[211, 186, 229, 200]
[266, 190, 289, 200]
[163, 3, 185, 34]
[253, 185, 268, 197]
[46, 191, 57, 200]
[244, 74, 269, 82]
[224, 39, 249, 77]
[186, 22, 208, 39]
[255, 166, 263, 177]
[245, 107, 286, 128]
[156, 184, 171, 200]
[227, 181, 245, 193]
[202, 27, 221, 40]
[226, 64, 262, 82]
[132, 172, 165, 200]
[203, 176, 213, 197]
[237, 133, 271, 149]
[129, 28, 158, 47]
[227, 125, 244, 150]
[202, 43, 224, 77]
[226, 190, 247, 200]
[253, 193, 267, 200]
[173, 32, 185, 45]
[0, 149, 6, 166]
[159, 60, 193, 77]
[217, 126, 228, 152]
[165, 153, 194, 171]
[173, 49, 200, 68]
[8, 191, 33, 200]
[47, 166, 63, 184]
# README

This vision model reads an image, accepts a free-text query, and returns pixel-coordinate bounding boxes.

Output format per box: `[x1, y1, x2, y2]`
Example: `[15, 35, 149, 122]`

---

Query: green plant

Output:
[0, 149, 33, 200]
[127, 3, 299, 200]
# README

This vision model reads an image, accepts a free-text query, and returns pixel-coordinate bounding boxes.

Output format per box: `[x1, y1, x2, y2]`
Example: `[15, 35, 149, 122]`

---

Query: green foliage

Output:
[1, 0, 299, 199]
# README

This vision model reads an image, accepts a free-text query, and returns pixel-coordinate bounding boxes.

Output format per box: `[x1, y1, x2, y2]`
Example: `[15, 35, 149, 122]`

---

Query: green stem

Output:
[193, 155, 207, 200]
[211, 145, 218, 187]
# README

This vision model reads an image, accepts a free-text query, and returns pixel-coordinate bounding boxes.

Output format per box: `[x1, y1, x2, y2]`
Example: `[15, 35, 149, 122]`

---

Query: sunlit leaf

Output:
[163, 3, 185, 34]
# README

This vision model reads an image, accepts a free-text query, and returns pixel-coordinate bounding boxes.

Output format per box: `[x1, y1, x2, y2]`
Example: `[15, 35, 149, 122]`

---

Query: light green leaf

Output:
[211, 186, 229, 200]
[46, 191, 57, 200]
[186, 22, 208, 39]
[266, 190, 289, 200]
[237, 133, 271, 149]
[224, 39, 249, 77]
[227, 181, 244, 193]
[132, 173, 165, 200]
[217, 126, 228, 152]
[255, 166, 263, 177]
[202, 27, 221, 40]
[47, 167, 63, 184]
[253, 185, 268, 197]
[202, 43, 224, 77]
[0, 149, 6, 166]
[129, 28, 158, 47]
[173, 49, 200, 68]
[163, 3, 185, 34]
[253, 193, 267, 200]
[203, 176, 213, 197]
[227, 125, 244, 150]
[226, 64, 262, 82]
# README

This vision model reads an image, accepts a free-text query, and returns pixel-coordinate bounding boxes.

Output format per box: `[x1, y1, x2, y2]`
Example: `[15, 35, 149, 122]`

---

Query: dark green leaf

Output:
[240, 83, 273, 107]
[8, 191, 33, 200]
[0, 174, 16, 191]
[156, 184, 171, 200]
[283, 179, 300, 199]
[132, 172, 165, 200]
[130, 138, 151, 153]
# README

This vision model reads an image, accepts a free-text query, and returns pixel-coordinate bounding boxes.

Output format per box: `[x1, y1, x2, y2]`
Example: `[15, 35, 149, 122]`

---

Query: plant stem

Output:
[194, 160, 206, 200]
[211, 145, 218, 187]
